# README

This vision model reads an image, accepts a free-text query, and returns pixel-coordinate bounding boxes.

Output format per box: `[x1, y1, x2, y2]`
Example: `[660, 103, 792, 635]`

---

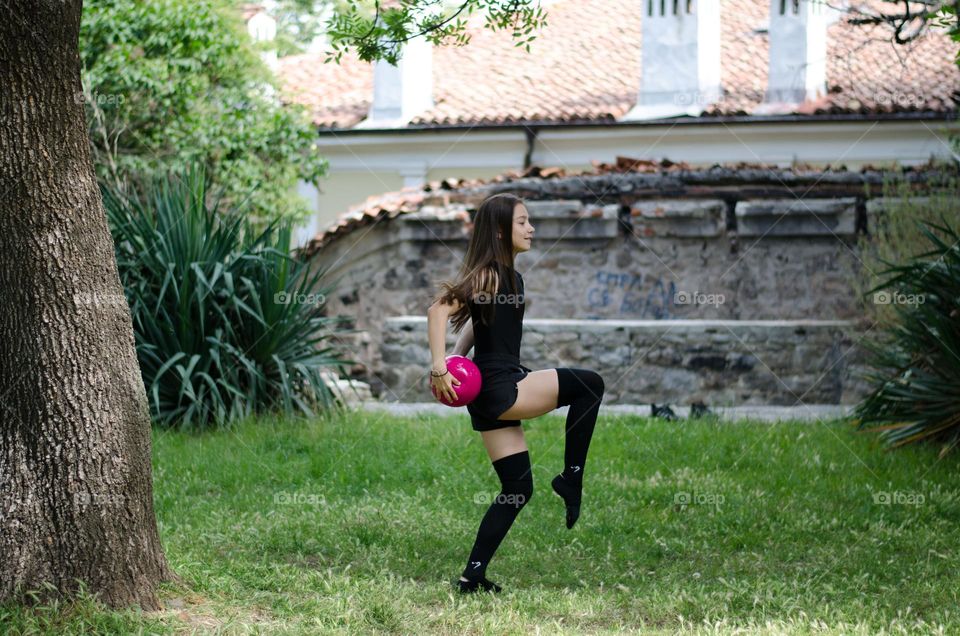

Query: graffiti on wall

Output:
[585, 269, 677, 319]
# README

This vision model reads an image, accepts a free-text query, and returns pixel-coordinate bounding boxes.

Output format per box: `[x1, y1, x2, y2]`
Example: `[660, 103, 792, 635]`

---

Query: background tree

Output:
[80, 0, 327, 226]
[0, 0, 540, 609]
[1, 1, 177, 610]
[841, 0, 959, 53]
[323, 0, 547, 65]
[271, 0, 342, 56]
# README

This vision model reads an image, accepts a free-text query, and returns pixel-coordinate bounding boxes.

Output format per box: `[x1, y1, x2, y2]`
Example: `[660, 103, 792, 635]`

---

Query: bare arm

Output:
[427, 298, 462, 372]
[427, 297, 464, 402]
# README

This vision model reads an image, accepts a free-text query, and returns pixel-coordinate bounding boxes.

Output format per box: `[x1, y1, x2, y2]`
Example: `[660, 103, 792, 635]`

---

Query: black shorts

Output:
[466, 353, 533, 431]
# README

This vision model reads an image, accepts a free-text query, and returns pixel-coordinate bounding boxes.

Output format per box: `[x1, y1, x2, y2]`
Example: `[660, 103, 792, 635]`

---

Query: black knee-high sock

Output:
[552, 368, 604, 528]
[462, 450, 533, 581]
[556, 368, 605, 486]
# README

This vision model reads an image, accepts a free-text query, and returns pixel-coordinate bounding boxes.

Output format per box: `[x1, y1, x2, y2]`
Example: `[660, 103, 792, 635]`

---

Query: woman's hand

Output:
[430, 367, 461, 403]
[427, 295, 465, 402]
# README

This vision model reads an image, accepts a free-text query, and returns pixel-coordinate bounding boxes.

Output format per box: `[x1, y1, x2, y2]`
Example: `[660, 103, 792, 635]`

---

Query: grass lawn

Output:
[4, 409, 959, 634]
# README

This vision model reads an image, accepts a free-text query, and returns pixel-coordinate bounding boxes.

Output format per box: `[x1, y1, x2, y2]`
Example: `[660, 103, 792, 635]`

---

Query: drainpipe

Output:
[523, 126, 538, 170]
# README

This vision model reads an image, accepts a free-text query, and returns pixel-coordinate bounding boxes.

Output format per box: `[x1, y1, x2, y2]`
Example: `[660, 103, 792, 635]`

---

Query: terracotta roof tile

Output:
[299, 156, 954, 256]
[277, 0, 958, 128]
[705, 0, 960, 116]
[276, 52, 373, 129]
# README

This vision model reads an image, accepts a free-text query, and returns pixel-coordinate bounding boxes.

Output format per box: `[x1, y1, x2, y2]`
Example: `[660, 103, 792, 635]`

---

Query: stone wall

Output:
[381, 317, 869, 406]
[305, 168, 942, 401]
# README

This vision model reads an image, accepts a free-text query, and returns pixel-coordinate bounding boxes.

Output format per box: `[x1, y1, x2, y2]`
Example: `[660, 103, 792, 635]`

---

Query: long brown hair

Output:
[431, 192, 524, 333]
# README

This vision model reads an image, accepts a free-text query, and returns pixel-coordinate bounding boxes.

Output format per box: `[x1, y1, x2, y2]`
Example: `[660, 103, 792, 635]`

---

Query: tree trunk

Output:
[0, 1, 177, 610]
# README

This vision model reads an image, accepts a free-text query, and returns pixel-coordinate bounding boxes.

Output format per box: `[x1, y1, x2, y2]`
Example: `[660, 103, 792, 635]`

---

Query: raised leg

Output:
[552, 367, 605, 529]
[496, 369, 560, 421]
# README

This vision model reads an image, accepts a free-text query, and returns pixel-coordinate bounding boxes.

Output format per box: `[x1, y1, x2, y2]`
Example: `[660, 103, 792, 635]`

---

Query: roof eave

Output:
[314, 110, 959, 136]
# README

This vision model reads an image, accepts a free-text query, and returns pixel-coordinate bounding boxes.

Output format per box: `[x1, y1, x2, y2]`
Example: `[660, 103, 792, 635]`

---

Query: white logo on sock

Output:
[471, 561, 482, 569]
[570, 465, 581, 473]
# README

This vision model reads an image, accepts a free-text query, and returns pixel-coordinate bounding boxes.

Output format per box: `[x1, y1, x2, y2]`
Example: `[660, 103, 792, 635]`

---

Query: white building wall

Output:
[292, 119, 957, 247]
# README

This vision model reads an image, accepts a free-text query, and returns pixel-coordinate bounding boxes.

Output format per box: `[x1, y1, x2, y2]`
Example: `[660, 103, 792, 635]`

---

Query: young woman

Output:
[426, 192, 606, 594]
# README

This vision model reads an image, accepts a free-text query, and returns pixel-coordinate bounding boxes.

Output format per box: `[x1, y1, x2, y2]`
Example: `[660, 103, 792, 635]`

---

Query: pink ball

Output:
[431, 354, 482, 407]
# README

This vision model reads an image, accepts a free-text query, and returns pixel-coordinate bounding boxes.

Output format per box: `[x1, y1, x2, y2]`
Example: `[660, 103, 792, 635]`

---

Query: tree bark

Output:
[0, 0, 177, 610]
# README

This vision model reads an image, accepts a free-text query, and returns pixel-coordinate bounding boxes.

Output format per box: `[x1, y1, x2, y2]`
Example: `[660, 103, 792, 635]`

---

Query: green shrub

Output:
[102, 164, 358, 428]
[80, 0, 327, 227]
[851, 174, 960, 328]
[853, 210, 960, 456]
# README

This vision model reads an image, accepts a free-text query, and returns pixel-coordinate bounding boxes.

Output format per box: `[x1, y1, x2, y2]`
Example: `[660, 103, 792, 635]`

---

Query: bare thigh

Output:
[480, 426, 528, 463]
[478, 369, 559, 463]
[497, 369, 559, 421]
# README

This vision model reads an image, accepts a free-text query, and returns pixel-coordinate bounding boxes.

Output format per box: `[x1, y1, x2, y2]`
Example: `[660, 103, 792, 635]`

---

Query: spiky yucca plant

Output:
[853, 215, 960, 457]
[102, 164, 359, 428]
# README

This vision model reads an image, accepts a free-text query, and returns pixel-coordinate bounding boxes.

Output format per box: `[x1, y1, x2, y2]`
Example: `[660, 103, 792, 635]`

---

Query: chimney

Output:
[243, 3, 278, 72]
[764, 0, 829, 104]
[624, 0, 722, 120]
[357, 35, 434, 128]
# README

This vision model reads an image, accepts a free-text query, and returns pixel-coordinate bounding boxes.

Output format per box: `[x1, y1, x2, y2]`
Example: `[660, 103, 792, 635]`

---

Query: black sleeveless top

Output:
[468, 264, 525, 358]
